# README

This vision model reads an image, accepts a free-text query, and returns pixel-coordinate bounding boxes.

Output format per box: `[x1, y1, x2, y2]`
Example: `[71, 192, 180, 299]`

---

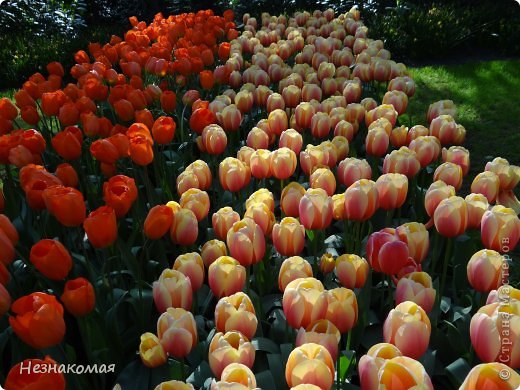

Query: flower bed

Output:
[0, 6, 519, 390]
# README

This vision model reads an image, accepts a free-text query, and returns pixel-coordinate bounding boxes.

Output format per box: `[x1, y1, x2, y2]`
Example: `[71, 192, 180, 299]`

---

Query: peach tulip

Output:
[434, 196, 468, 237]
[157, 307, 197, 358]
[215, 292, 257, 341]
[485, 157, 520, 191]
[408, 136, 441, 167]
[271, 147, 297, 180]
[173, 253, 205, 292]
[212, 206, 240, 241]
[296, 319, 341, 361]
[179, 189, 210, 222]
[212, 363, 257, 389]
[298, 188, 333, 230]
[283, 277, 328, 329]
[278, 256, 313, 292]
[208, 256, 246, 298]
[382, 146, 421, 178]
[170, 208, 198, 246]
[460, 363, 520, 390]
[325, 287, 358, 333]
[139, 332, 167, 368]
[383, 301, 431, 359]
[272, 217, 305, 257]
[309, 168, 336, 196]
[366, 127, 389, 157]
[201, 239, 228, 268]
[424, 180, 456, 218]
[335, 254, 369, 289]
[467, 249, 505, 293]
[395, 272, 436, 313]
[245, 188, 275, 212]
[153, 269, 192, 313]
[375, 173, 408, 210]
[395, 222, 429, 264]
[226, 218, 266, 267]
[209, 331, 255, 379]
[219, 157, 251, 192]
[481, 205, 520, 252]
[250, 149, 272, 179]
[344, 179, 379, 221]
[465, 193, 489, 229]
[285, 343, 335, 390]
[337, 158, 371, 188]
[471, 171, 501, 204]
[427, 100, 456, 123]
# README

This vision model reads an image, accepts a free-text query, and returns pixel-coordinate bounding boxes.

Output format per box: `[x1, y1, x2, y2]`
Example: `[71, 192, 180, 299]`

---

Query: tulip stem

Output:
[245, 266, 250, 295]
[439, 237, 453, 302]
[385, 209, 393, 228]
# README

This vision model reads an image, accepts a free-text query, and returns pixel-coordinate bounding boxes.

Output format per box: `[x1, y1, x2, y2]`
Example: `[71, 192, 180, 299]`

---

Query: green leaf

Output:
[339, 350, 355, 381]
[187, 360, 213, 388]
[252, 337, 280, 354]
[445, 357, 471, 388]
[115, 359, 151, 390]
[267, 353, 287, 390]
[255, 370, 277, 389]
[440, 296, 451, 313]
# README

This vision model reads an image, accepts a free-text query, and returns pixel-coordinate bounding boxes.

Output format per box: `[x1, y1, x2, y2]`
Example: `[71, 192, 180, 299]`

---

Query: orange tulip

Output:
[103, 175, 138, 218]
[199, 70, 215, 90]
[83, 205, 118, 248]
[41, 185, 86, 226]
[152, 116, 176, 145]
[113, 99, 135, 122]
[30, 239, 72, 280]
[54, 163, 78, 188]
[160, 91, 177, 112]
[0, 282, 10, 317]
[51, 126, 83, 160]
[61, 277, 95, 317]
[9, 292, 66, 349]
[144, 205, 174, 239]
[0, 214, 18, 246]
[190, 107, 217, 135]
[215, 292, 257, 341]
[4, 357, 66, 390]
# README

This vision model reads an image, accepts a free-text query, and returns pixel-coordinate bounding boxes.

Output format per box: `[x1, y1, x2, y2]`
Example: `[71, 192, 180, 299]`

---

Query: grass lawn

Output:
[408, 60, 520, 186]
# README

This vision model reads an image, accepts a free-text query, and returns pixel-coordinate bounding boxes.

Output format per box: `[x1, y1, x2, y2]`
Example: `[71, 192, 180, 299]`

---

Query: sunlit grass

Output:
[408, 60, 520, 178]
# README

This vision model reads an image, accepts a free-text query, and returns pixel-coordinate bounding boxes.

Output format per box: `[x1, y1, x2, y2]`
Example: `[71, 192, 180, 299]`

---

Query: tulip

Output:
[395, 222, 429, 263]
[337, 158, 371, 188]
[244, 203, 275, 235]
[433, 196, 468, 237]
[465, 193, 489, 229]
[497, 190, 520, 215]
[310, 112, 331, 139]
[283, 277, 328, 329]
[61, 277, 95, 317]
[442, 146, 470, 176]
[344, 179, 379, 221]
[366, 229, 410, 275]
[157, 307, 197, 358]
[471, 171, 501, 203]
[170, 208, 198, 246]
[325, 287, 358, 333]
[185, 160, 212, 191]
[215, 292, 257, 340]
[160, 91, 177, 112]
[282, 85, 301, 108]
[155, 380, 194, 390]
[281, 182, 306, 218]
[139, 332, 167, 368]
[9, 292, 66, 349]
[366, 104, 398, 127]
[201, 239, 228, 268]
[335, 254, 369, 289]
[271, 147, 297, 180]
[201, 124, 227, 155]
[90, 139, 119, 164]
[383, 301, 431, 359]
[246, 127, 269, 150]
[190, 108, 217, 135]
[235, 90, 254, 113]
[309, 168, 336, 197]
[485, 157, 520, 191]
[382, 147, 421, 178]
[54, 163, 78, 188]
[427, 100, 456, 122]
[279, 129, 303, 155]
[267, 109, 288, 136]
[219, 157, 251, 192]
[424, 180, 456, 218]
[295, 102, 316, 129]
[83, 205, 117, 249]
[29, 239, 72, 280]
[209, 256, 246, 298]
[434, 162, 463, 191]
[331, 194, 347, 220]
[296, 319, 341, 361]
[153, 269, 193, 313]
[246, 188, 275, 212]
[180, 189, 210, 222]
[227, 218, 266, 267]
[467, 249, 505, 293]
[365, 127, 389, 157]
[285, 343, 335, 390]
[299, 144, 325, 176]
[250, 149, 272, 179]
[0, 283, 10, 317]
[358, 343, 403, 390]
[214, 363, 257, 389]
[4, 357, 66, 390]
[213, 206, 241, 241]
[429, 114, 459, 145]
[103, 175, 138, 218]
[144, 205, 174, 239]
[0, 214, 18, 245]
[487, 285, 520, 304]
[408, 136, 441, 167]
[395, 272, 436, 313]
[460, 363, 520, 390]
[209, 331, 255, 379]
[267, 93, 285, 112]
[173, 253, 205, 292]
[299, 188, 333, 230]
[359, 353, 433, 390]
[375, 173, 408, 210]
[42, 185, 86, 226]
[470, 301, 520, 368]
[319, 253, 335, 275]
[481, 205, 520, 252]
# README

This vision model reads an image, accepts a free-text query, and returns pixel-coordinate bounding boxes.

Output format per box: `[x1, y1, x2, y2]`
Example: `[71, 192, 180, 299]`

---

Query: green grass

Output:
[408, 60, 520, 181]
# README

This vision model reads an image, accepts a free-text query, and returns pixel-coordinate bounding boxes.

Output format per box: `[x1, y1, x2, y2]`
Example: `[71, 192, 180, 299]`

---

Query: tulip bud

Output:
[395, 272, 436, 313]
[227, 218, 266, 267]
[202, 124, 228, 155]
[427, 100, 456, 123]
[215, 292, 257, 340]
[383, 146, 421, 178]
[424, 180, 456, 218]
[481, 205, 520, 252]
[283, 277, 328, 329]
[139, 332, 167, 368]
[375, 173, 408, 210]
[384, 301, 431, 359]
[281, 182, 306, 217]
[299, 188, 333, 230]
[30, 239, 72, 280]
[484, 157, 520, 191]
[366, 127, 389, 157]
[382, 90, 408, 115]
[325, 287, 358, 333]
[366, 230, 410, 275]
[212, 206, 240, 241]
[465, 193, 489, 229]
[434, 196, 468, 237]
[497, 190, 520, 215]
[219, 157, 251, 192]
[201, 239, 227, 268]
[335, 254, 369, 289]
[170, 208, 198, 246]
[209, 256, 246, 298]
[470, 302, 520, 368]
[408, 136, 441, 167]
[395, 222, 429, 263]
[344, 179, 379, 221]
[60, 277, 95, 317]
[442, 146, 470, 176]
[144, 205, 174, 240]
[319, 253, 336, 274]
[213, 363, 257, 389]
[429, 114, 458, 145]
[471, 171, 500, 203]
[285, 343, 335, 390]
[153, 269, 193, 313]
[157, 307, 197, 358]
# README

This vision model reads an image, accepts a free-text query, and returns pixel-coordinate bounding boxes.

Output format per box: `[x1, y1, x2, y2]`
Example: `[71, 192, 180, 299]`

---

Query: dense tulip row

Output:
[0, 4, 519, 390]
